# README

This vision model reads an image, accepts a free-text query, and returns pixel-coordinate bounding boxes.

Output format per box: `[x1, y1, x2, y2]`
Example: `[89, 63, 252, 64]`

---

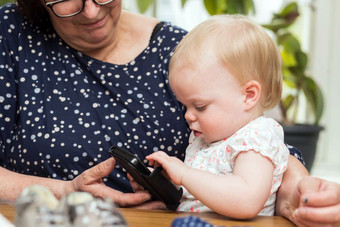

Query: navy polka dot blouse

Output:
[0, 4, 190, 193]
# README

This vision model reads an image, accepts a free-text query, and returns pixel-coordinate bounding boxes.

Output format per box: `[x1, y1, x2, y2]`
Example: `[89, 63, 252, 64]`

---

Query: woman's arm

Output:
[0, 166, 70, 201]
[0, 159, 151, 206]
[276, 156, 340, 226]
[275, 155, 309, 219]
[147, 150, 274, 219]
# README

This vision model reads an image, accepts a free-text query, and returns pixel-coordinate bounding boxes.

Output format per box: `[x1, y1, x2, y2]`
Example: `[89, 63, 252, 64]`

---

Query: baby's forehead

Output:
[171, 44, 219, 65]
[170, 56, 215, 77]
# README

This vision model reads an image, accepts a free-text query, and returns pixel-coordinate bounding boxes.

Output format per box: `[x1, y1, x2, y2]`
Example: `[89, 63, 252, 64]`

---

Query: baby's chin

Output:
[193, 130, 225, 144]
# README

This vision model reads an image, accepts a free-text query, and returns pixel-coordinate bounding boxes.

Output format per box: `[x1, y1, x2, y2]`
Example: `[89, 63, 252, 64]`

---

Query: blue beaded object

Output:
[171, 216, 214, 227]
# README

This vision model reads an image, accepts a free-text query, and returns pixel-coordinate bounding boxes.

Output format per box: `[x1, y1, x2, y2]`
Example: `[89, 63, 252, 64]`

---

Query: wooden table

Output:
[0, 203, 295, 226]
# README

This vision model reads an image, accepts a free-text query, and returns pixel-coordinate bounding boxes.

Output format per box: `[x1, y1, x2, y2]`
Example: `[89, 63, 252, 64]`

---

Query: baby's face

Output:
[169, 54, 248, 144]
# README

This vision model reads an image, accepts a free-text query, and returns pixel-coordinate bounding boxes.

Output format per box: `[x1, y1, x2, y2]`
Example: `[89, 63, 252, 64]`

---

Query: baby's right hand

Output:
[146, 151, 188, 186]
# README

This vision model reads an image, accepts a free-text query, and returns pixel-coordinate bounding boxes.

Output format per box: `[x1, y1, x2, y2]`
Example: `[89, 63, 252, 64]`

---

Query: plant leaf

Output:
[295, 50, 308, 72]
[224, 0, 254, 15]
[0, 0, 13, 5]
[278, 33, 301, 53]
[288, 66, 304, 79]
[281, 48, 297, 67]
[279, 33, 302, 69]
[181, 0, 189, 8]
[244, 0, 256, 15]
[282, 94, 294, 111]
[279, 2, 298, 18]
[262, 2, 299, 32]
[302, 77, 324, 125]
[262, 18, 292, 32]
[203, 0, 255, 15]
[225, 0, 243, 14]
[314, 84, 324, 125]
[136, 0, 153, 14]
[203, 0, 225, 15]
[283, 73, 297, 89]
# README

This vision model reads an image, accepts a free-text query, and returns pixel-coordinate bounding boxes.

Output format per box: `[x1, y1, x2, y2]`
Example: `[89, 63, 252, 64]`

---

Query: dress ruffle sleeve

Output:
[226, 117, 289, 177]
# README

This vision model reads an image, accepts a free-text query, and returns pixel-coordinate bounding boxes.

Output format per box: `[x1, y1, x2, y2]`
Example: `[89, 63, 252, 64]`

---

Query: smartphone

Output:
[109, 146, 183, 210]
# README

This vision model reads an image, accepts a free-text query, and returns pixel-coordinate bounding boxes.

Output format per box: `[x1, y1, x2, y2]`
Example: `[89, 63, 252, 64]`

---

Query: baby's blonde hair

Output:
[170, 14, 282, 110]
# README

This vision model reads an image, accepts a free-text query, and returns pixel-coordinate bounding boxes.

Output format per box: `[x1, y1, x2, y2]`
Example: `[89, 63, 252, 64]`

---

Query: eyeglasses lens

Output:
[49, 0, 114, 17]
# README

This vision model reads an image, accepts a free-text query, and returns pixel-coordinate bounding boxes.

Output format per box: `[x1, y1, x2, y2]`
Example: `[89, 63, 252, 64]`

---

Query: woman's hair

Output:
[170, 14, 282, 110]
[15, 0, 49, 25]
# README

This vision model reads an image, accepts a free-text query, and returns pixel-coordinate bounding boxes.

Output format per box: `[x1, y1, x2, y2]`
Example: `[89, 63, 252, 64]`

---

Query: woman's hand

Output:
[127, 168, 167, 210]
[292, 176, 340, 227]
[127, 170, 151, 193]
[68, 158, 151, 207]
[276, 156, 340, 226]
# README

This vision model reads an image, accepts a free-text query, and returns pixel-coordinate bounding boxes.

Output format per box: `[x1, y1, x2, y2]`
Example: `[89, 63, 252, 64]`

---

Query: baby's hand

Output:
[146, 151, 188, 185]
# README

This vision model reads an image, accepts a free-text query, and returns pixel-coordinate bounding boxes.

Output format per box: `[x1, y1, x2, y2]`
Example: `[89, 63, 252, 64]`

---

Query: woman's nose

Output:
[82, 0, 101, 18]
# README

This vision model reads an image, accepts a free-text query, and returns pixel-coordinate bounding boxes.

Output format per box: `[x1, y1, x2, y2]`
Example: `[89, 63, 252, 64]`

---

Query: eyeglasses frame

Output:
[45, 0, 115, 18]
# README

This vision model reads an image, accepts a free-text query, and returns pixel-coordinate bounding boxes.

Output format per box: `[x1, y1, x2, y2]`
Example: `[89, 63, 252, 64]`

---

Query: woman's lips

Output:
[82, 16, 106, 29]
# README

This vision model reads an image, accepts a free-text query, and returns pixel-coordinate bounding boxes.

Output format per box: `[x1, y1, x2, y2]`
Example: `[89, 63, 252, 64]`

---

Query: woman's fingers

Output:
[71, 158, 151, 207]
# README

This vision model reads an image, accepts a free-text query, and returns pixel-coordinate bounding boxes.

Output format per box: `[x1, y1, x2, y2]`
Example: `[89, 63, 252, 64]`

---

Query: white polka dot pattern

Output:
[0, 4, 189, 193]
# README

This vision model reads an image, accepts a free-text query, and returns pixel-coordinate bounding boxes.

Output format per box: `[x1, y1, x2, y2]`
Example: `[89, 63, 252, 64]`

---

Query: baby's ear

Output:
[242, 80, 261, 111]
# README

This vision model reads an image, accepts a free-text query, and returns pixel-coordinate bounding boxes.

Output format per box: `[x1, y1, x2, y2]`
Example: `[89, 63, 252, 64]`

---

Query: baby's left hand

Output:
[146, 151, 188, 185]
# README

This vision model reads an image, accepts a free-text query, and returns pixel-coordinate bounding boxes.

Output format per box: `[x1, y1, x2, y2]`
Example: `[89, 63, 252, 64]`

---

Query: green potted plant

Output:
[262, 2, 324, 171]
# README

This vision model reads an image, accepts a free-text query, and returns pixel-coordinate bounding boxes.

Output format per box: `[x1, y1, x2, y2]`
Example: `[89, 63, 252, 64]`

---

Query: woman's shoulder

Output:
[122, 11, 159, 36]
[0, 3, 55, 52]
[155, 21, 188, 39]
[0, 3, 23, 25]
[0, 3, 16, 13]
[0, 3, 47, 36]
[121, 11, 187, 42]
[149, 21, 187, 53]
[0, 3, 26, 47]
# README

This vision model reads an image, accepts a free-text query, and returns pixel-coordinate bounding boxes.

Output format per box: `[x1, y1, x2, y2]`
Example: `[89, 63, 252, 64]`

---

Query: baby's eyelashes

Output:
[195, 105, 207, 112]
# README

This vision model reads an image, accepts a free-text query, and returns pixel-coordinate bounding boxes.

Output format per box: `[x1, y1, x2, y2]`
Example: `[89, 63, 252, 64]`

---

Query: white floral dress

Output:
[178, 116, 289, 216]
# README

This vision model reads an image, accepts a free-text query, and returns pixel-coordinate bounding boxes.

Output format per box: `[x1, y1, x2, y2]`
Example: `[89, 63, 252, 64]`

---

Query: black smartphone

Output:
[109, 146, 183, 210]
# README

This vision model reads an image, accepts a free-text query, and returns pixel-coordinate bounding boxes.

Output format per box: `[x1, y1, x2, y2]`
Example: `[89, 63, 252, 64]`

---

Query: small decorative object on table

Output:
[171, 216, 215, 227]
[15, 185, 128, 227]
[0, 213, 14, 227]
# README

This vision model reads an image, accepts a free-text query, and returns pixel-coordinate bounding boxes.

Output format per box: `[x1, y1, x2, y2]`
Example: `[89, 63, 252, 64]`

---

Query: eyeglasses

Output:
[45, 0, 116, 18]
